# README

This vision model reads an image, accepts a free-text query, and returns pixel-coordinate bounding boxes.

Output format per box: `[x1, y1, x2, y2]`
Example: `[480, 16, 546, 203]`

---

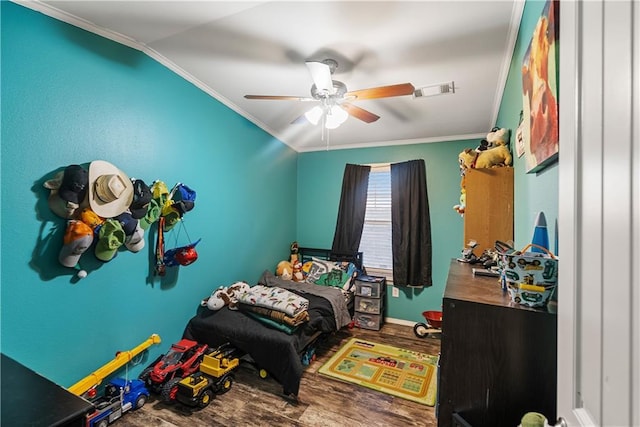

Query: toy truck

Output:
[66, 334, 161, 426]
[175, 343, 240, 408]
[85, 378, 149, 427]
[138, 338, 211, 402]
[69, 334, 161, 398]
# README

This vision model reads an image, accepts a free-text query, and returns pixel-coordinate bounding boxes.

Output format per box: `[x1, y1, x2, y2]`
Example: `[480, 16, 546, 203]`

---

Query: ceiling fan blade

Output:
[346, 83, 415, 100]
[305, 61, 334, 93]
[244, 95, 314, 101]
[341, 103, 380, 123]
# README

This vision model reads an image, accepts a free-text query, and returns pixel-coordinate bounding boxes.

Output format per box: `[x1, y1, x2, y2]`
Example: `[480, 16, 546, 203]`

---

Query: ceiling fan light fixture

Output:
[325, 105, 348, 129]
[304, 106, 323, 125]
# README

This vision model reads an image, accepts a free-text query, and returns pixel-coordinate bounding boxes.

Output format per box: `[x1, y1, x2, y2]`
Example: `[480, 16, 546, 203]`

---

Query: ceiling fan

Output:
[244, 59, 415, 129]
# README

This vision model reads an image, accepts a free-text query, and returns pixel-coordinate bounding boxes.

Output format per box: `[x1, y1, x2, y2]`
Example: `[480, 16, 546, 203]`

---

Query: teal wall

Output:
[297, 141, 475, 323]
[497, 0, 559, 253]
[1, 2, 296, 388]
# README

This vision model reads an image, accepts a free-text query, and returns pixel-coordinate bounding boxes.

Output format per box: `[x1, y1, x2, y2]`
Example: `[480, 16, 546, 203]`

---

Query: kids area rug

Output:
[318, 338, 438, 406]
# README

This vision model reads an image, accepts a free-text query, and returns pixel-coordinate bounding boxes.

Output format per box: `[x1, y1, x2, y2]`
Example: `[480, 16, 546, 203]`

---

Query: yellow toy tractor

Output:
[175, 343, 240, 408]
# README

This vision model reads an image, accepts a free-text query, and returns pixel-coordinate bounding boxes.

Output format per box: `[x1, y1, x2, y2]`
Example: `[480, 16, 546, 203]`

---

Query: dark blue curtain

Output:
[331, 164, 370, 255]
[391, 159, 432, 287]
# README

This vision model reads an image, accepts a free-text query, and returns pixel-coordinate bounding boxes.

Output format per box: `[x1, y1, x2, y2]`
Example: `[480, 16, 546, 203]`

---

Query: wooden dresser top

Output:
[444, 258, 556, 314]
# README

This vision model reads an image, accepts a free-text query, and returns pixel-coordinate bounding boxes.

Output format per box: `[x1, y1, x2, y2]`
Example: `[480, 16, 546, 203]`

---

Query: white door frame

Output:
[557, 0, 639, 426]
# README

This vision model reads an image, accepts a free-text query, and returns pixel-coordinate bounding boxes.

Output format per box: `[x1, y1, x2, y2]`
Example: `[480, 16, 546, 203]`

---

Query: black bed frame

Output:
[297, 247, 364, 272]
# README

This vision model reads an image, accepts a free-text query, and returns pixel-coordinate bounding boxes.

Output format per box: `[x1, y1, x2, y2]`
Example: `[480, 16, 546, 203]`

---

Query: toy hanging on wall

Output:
[153, 182, 200, 276]
[164, 238, 201, 267]
[155, 216, 167, 276]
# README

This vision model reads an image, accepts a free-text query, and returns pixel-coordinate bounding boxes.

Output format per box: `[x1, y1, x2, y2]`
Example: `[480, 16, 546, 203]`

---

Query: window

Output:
[358, 164, 392, 275]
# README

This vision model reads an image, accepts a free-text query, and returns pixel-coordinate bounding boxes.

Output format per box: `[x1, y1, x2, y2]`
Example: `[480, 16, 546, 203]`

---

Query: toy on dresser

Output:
[453, 127, 512, 217]
[458, 127, 512, 171]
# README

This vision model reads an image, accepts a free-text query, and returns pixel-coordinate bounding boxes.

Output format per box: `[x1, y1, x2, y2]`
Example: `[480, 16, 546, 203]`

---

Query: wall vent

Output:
[413, 81, 455, 98]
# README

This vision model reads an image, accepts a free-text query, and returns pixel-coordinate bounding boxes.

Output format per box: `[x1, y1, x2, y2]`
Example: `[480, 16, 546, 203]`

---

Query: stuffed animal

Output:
[292, 260, 304, 282]
[202, 286, 227, 311]
[453, 175, 466, 216]
[223, 281, 250, 310]
[474, 127, 510, 153]
[459, 144, 512, 170]
[302, 261, 313, 276]
[290, 241, 299, 264]
[453, 188, 466, 216]
[486, 127, 510, 147]
[201, 281, 250, 311]
[276, 260, 293, 280]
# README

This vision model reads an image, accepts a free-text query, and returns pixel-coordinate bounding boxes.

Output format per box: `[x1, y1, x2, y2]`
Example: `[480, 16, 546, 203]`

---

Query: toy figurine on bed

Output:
[201, 281, 250, 311]
[184, 246, 363, 401]
[275, 260, 293, 280]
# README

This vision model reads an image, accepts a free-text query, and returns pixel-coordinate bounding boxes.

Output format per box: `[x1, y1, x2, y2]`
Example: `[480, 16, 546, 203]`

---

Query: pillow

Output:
[334, 261, 357, 278]
[305, 257, 338, 283]
[314, 269, 351, 289]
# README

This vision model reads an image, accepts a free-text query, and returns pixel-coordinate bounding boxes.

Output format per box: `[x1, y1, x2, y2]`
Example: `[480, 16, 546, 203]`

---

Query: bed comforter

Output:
[182, 270, 352, 396]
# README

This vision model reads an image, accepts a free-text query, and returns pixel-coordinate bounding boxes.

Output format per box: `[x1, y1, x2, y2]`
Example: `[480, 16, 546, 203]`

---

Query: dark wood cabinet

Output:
[1, 353, 94, 426]
[437, 260, 557, 427]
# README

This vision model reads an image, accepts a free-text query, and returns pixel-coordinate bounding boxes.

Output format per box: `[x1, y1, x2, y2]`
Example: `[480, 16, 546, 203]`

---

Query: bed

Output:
[182, 247, 363, 398]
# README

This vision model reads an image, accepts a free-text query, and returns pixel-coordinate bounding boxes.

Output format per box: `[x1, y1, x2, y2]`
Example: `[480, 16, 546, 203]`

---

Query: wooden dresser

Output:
[437, 260, 557, 427]
[1, 353, 94, 426]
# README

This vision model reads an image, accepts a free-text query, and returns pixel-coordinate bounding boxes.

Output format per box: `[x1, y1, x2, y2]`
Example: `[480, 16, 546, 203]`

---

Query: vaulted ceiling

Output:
[24, 1, 523, 152]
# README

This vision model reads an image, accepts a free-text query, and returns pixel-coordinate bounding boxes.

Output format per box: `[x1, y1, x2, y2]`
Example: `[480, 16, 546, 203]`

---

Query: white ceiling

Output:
[21, 1, 523, 152]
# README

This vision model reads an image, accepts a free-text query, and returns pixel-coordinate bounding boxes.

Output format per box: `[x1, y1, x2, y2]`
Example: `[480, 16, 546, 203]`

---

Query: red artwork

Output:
[522, 0, 559, 173]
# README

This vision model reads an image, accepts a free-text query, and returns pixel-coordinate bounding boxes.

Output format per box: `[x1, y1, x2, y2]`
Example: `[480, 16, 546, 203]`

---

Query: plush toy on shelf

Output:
[485, 127, 510, 147]
[454, 127, 511, 217]
[458, 143, 512, 170]
[474, 127, 509, 152]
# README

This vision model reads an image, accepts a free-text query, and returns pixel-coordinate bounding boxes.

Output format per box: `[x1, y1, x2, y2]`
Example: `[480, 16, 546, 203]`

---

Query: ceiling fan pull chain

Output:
[321, 114, 326, 142]
[326, 128, 330, 151]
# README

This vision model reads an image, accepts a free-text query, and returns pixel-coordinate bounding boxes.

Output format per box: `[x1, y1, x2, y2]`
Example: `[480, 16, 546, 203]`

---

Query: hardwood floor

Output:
[117, 323, 441, 426]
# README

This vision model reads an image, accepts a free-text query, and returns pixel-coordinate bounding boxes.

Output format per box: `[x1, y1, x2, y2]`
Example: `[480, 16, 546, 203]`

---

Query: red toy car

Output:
[139, 339, 210, 402]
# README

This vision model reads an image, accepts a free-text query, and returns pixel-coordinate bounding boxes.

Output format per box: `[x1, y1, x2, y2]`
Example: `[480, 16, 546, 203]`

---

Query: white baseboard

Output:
[384, 317, 417, 327]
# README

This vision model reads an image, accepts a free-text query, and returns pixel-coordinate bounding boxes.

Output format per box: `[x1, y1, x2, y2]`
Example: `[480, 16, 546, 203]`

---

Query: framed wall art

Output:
[521, 0, 559, 173]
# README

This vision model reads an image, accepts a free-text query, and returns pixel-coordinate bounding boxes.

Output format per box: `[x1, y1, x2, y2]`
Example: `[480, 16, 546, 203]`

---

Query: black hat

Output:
[173, 200, 195, 216]
[58, 165, 88, 205]
[129, 179, 152, 219]
[114, 211, 138, 236]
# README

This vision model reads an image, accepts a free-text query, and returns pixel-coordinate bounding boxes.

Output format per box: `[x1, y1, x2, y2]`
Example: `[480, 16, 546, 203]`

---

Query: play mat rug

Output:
[318, 338, 438, 406]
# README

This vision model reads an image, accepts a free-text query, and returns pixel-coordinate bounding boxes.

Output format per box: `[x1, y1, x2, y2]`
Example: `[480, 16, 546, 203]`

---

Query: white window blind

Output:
[359, 164, 393, 271]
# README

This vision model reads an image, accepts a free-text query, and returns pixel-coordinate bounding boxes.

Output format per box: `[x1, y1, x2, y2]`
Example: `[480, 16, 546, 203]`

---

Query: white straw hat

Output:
[88, 160, 134, 218]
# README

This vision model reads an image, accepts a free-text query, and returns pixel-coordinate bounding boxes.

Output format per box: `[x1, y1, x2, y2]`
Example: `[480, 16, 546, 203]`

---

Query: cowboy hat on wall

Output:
[88, 160, 134, 219]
